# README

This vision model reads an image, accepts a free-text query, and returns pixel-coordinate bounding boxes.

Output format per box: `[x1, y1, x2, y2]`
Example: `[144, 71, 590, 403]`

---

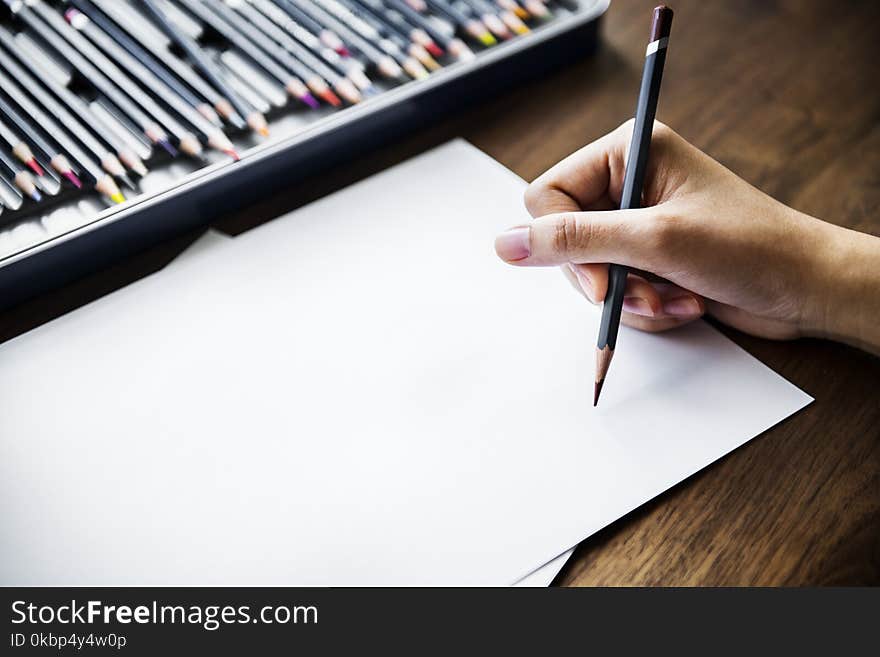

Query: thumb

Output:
[494, 209, 669, 270]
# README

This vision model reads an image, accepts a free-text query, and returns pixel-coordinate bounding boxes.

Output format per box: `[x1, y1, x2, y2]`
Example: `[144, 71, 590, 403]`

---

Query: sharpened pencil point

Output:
[119, 173, 137, 191]
[319, 89, 342, 107]
[63, 171, 82, 189]
[593, 379, 604, 407]
[222, 148, 241, 162]
[425, 43, 444, 57]
[478, 32, 497, 46]
[337, 47, 351, 57]
[110, 192, 126, 204]
[29, 188, 42, 203]
[158, 139, 178, 157]
[26, 159, 45, 177]
[301, 93, 321, 109]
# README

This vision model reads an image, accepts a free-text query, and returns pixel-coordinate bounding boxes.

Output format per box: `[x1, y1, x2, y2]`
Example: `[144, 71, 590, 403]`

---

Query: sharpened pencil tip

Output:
[110, 192, 126, 204]
[222, 148, 241, 162]
[159, 139, 178, 157]
[594, 379, 604, 407]
[27, 159, 45, 177]
[63, 171, 82, 189]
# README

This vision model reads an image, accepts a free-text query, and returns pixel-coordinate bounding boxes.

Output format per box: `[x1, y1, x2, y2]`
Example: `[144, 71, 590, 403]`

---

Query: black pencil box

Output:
[0, 0, 609, 311]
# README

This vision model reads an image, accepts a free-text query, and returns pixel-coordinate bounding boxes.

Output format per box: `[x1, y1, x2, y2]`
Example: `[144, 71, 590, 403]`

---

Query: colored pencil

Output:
[135, 0, 266, 134]
[382, 0, 474, 60]
[352, 0, 444, 57]
[2, 0, 177, 156]
[67, 0, 220, 127]
[594, 5, 673, 406]
[249, 0, 373, 92]
[0, 67, 124, 203]
[272, 0, 351, 55]
[425, 0, 497, 46]
[286, 0, 404, 78]
[64, 7, 238, 160]
[0, 90, 79, 187]
[0, 25, 149, 178]
[231, 0, 363, 104]
[0, 38, 135, 190]
[0, 117, 46, 178]
[0, 146, 42, 202]
[174, 0, 320, 108]
[205, 0, 345, 106]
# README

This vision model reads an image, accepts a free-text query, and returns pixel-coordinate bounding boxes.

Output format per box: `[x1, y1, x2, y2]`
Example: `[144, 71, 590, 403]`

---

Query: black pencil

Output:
[67, 0, 220, 127]
[133, 0, 265, 135]
[2, 0, 177, 156]
[0, 23, 149, 177]
[594, 5, 673, 406]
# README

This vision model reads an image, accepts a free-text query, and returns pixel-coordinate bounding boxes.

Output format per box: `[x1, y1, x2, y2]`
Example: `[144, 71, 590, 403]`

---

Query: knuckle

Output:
[553, 215, 589, 255]
[523, 183, 543, 216]
[644, 211, 679, 252]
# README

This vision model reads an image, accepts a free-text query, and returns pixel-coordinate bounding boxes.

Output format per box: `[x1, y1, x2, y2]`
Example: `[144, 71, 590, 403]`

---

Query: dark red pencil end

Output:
[650, 5, 674, 41]
[425, 43, 444, 57]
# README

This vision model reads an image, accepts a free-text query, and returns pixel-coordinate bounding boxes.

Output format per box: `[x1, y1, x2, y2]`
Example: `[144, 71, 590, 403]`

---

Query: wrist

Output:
[805, 220, 880, 353]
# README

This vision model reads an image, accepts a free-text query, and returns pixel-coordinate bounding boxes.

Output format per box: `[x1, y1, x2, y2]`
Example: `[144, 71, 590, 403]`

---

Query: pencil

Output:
[337, 0, 439, 71]
[0, 40, 135, 191]
[206, 0, 346, 106]
[231, 0, 363, 104]
[0, 117, 45, 178]
[67, 0, 220, 127]
[314, 0, 429, 79]
[249, 0, 374, 93]
[353, 0, 444, 57]
[0, 146, 42, 203]
[133, 0, 264, 134]
[286, 0, 405, 79]
[457, 0, 513, 40]
[0, 26, 149, 178]
[174, 0, 320, 109]
[426, 0, 497, 46]
[3, 0, 177, 156]
[64, 8, 238, 160]
[0, 91, 80, 188]
[383, 0, 475, 60]
[274, 0, 351, 56]
[0, 67, 124, 203]
[594, 5, 673, 406]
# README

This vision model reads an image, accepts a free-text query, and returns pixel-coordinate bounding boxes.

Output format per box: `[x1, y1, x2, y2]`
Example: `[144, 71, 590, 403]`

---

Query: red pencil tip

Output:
[27, 159, 45, 177]
[336, 47, 351, 57]
[425, 43, 444, 57]
[319, 89, 342, 107]
[63, 171, 83, 189]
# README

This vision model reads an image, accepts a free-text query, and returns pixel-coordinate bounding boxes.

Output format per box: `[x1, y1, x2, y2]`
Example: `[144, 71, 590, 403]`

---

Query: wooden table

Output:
[2, 0, 878, 585]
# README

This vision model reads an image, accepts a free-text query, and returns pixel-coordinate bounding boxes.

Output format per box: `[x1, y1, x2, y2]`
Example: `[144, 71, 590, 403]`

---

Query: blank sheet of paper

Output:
[0, 140, 811, 585]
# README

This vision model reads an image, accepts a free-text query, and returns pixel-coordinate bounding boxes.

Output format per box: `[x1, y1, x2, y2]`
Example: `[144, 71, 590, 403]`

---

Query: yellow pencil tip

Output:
[111, 192, 126, 204]
[514, 24, 531, 35]
[479, 32, 497, 46]
[514, 7, 530, 19]
[258, 127, 270, 137]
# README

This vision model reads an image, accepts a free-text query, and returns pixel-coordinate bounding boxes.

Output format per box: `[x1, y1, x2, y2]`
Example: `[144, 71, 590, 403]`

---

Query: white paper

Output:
[0, 140, 812, 585]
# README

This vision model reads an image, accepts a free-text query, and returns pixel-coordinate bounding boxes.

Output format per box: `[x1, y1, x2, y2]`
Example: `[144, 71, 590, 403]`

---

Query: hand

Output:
[494, 121, 880, 353]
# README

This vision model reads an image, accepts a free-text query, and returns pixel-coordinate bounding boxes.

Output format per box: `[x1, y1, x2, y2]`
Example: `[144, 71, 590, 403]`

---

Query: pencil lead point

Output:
[301, 93, 321, 109]
[119, 173, 137, 191]
[63, 171, 82, 189]
[593, 379, 604, 407]
[223, 148, 241, 162]
[30, 189, 42, 203]
[27, 159, 45, 177]
[110, 192, 126, 204]
[159, 139, 178, 157]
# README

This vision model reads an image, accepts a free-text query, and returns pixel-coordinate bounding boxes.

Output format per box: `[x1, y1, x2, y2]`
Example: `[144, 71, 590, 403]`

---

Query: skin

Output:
[494, 121, 880, 355]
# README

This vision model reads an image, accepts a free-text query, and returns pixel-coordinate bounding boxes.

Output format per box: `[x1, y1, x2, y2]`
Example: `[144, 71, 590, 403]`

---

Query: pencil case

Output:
[0, 0, 609, 311]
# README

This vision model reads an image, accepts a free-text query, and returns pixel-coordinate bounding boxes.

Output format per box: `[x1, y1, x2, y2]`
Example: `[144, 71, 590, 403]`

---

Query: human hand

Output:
[494, 121, 880, 352]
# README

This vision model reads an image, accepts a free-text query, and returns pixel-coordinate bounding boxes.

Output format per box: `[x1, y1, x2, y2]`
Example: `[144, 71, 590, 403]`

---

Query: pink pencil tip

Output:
[336, 47, 351, 57]
[63, 171, 83, 189]
[302, 93, 320, 109]
[426, 43, 444, 57]
[223, 148, 241, 162]
[27, 160, 45, 177]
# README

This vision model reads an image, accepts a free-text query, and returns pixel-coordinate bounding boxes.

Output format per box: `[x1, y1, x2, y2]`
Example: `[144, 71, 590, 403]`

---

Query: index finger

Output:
[524, 122, 631, 218]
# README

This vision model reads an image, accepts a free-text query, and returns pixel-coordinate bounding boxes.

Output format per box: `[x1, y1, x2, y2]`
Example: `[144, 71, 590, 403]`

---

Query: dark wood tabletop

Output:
[2, 0, 878, 585]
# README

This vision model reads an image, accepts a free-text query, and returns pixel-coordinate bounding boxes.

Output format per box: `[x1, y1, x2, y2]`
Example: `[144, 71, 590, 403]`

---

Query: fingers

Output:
[495, 207, 676, 271]
[565, 267, 705, 331]
[524, 124, 631, 217]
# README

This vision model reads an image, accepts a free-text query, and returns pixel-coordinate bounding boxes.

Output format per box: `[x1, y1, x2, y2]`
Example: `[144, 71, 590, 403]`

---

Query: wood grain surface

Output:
[1, 0, 878, 585]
